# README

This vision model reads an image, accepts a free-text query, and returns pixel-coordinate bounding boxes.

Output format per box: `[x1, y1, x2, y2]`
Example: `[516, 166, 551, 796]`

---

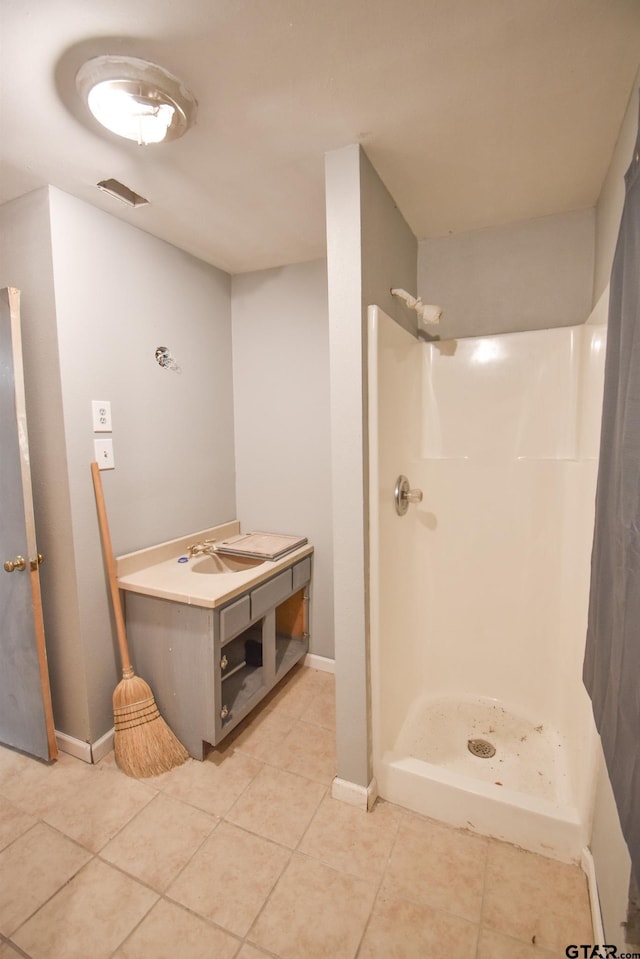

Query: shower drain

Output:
[467, 738, 496, 759]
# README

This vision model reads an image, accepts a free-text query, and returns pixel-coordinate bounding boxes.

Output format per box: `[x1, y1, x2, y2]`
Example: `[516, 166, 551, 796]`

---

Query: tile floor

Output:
[0, 665, 594, 959]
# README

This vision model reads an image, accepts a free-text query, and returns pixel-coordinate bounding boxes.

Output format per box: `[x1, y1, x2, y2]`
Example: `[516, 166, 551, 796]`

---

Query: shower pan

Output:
[368, 304, 605, 861]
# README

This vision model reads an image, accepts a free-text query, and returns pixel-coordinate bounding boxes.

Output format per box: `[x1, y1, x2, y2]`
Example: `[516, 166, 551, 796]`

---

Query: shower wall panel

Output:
[370, 307, 604, 823]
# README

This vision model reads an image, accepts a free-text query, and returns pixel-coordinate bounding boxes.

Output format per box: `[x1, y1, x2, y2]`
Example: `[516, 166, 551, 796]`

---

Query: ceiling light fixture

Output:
[75, 55, 197, 146]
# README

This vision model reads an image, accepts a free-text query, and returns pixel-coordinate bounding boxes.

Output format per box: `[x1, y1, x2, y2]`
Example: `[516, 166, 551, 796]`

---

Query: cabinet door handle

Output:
[220, 705, 229, 720]
[220, 655, 228, 671]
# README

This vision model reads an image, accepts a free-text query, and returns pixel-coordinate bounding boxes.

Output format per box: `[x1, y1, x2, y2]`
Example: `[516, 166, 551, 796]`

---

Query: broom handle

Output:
[91, 462, 132, 675]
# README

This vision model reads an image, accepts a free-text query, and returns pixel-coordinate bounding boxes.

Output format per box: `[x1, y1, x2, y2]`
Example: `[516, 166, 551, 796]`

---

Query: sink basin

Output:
[190, 553, 265, 575]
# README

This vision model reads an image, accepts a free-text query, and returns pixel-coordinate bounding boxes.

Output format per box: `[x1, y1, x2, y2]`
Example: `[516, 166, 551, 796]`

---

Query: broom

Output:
[91, 462, 189, 777]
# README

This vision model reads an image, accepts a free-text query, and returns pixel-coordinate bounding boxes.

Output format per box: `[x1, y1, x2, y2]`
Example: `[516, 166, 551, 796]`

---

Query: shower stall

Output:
[368, 304, 605, 862]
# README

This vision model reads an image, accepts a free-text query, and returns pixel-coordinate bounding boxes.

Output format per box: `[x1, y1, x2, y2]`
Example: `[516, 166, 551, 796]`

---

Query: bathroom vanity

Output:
[116, 522, 312, 759]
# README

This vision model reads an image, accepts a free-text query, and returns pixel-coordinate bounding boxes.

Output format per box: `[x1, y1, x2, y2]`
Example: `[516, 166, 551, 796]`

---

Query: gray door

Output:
[0, 287, 57, 761]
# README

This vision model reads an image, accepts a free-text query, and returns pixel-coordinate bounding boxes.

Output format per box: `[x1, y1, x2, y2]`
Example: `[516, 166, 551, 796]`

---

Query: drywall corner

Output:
[325, 144, 417, 791]
[594, 66, 640, 302]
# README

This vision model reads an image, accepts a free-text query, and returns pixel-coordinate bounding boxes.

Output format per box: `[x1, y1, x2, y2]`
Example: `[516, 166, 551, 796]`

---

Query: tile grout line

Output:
[95, 810, 283, 957]
[0, 819, 42, 859]
[97, 809, 220, 897]
[2, 679, 336, 957]
[7, 853, 97, 949]
[229, 768, 331, 955]
[0, 813, 100, 943]
[473, 831, 492, 959]
[352, 801, 406, 959]
[107, 884, 245, 959]
[213, 689, 335, 954]
[100, 701, 331, 956]
[230, 842, 294, 954]
[222, 781, 330, 853]
[5, 939, 33, 959]
[226, 677, 334, 954]
[229, 721, 336, 787]
[5, 778, 226, 959]
[353, 803, 489, 952]
[7, 673, 593, 957]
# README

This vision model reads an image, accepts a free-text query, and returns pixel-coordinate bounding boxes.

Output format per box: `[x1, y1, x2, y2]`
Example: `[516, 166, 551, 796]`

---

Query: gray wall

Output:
[231, 259, 334, 659]
[418, 209, 595, 339]
[1, 187, 236, 742]
[594, 72, 640, 303]
[360, 153, 419, 338]
[48, 188, 235, 555]
[325, 143, 417, 790]
[0, 189, 91, 740]
[591, 745, 638, 945]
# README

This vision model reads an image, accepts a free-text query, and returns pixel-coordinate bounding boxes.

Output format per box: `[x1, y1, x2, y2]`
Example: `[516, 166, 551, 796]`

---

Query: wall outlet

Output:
[94, 438, 115, 470]
[92, 400, 112, 432]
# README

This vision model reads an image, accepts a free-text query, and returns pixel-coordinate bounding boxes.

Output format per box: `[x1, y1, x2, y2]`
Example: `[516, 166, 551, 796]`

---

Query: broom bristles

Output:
[113, 673, 189, 778]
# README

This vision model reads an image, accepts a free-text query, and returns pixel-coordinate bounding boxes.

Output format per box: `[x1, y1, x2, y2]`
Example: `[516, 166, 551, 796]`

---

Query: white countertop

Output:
[116, 521, 313, 609]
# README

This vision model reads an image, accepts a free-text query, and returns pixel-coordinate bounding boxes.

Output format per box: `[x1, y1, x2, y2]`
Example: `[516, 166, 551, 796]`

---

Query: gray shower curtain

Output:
[583, 104, 640, 896]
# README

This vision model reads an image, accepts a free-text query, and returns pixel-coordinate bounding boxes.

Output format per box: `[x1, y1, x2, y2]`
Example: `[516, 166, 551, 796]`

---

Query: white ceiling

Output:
[1, 0, 639, 274]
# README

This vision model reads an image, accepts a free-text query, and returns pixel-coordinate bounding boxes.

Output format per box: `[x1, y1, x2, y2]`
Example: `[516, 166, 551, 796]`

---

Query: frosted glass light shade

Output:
[87, 84, 176, 144]
[76, 56, 197, 145]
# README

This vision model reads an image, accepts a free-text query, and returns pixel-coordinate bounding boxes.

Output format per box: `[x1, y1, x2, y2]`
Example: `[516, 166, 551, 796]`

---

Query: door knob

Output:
[30, 554, 44, 571]
[4, 556, 26, 572]
[394, 475, 423, 516]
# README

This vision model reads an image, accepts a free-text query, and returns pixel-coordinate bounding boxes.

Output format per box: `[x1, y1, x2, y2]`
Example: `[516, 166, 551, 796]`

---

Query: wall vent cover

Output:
[96, 179, 148, 208]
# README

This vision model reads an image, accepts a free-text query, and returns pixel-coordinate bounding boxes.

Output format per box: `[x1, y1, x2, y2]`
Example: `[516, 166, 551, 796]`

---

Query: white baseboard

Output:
[55, 728, 114, 765]
[304, 653, 335, 673]
[332, 776, 378, 810]
[55, 730, 92, 764]
[582, 846, 605, 943]
[56, 658, 333, 766]
[91, 727, 115, 763]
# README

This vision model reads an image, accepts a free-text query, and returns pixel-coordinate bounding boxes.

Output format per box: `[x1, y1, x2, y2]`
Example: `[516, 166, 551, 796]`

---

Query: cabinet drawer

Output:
[251, 569, 292, 619]
[292, 557, 311, 592]
[220, 595, 251, 642]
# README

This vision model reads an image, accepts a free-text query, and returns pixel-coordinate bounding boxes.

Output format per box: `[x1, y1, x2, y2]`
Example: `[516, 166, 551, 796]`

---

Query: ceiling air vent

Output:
[96, 179, 148, 208]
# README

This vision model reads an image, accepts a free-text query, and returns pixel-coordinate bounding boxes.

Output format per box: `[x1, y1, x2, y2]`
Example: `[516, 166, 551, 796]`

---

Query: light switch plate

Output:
[92, 400, 112, 432]
[94, 438, 115, 470]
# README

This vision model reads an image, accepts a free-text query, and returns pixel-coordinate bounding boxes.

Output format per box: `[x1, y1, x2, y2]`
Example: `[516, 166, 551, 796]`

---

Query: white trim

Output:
[57, 659, 333, 768]
[91, 727, 114, 763]
[55, 727, 114, 765]
[55, 730, 92, 764]
[581, 846, 605, 943]
[303, 653, 335, 673]
[331, 776, 378, 811]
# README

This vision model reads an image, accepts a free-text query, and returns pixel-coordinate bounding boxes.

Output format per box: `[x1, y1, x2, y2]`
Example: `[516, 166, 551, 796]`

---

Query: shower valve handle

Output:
[394, 475, 423, 516]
